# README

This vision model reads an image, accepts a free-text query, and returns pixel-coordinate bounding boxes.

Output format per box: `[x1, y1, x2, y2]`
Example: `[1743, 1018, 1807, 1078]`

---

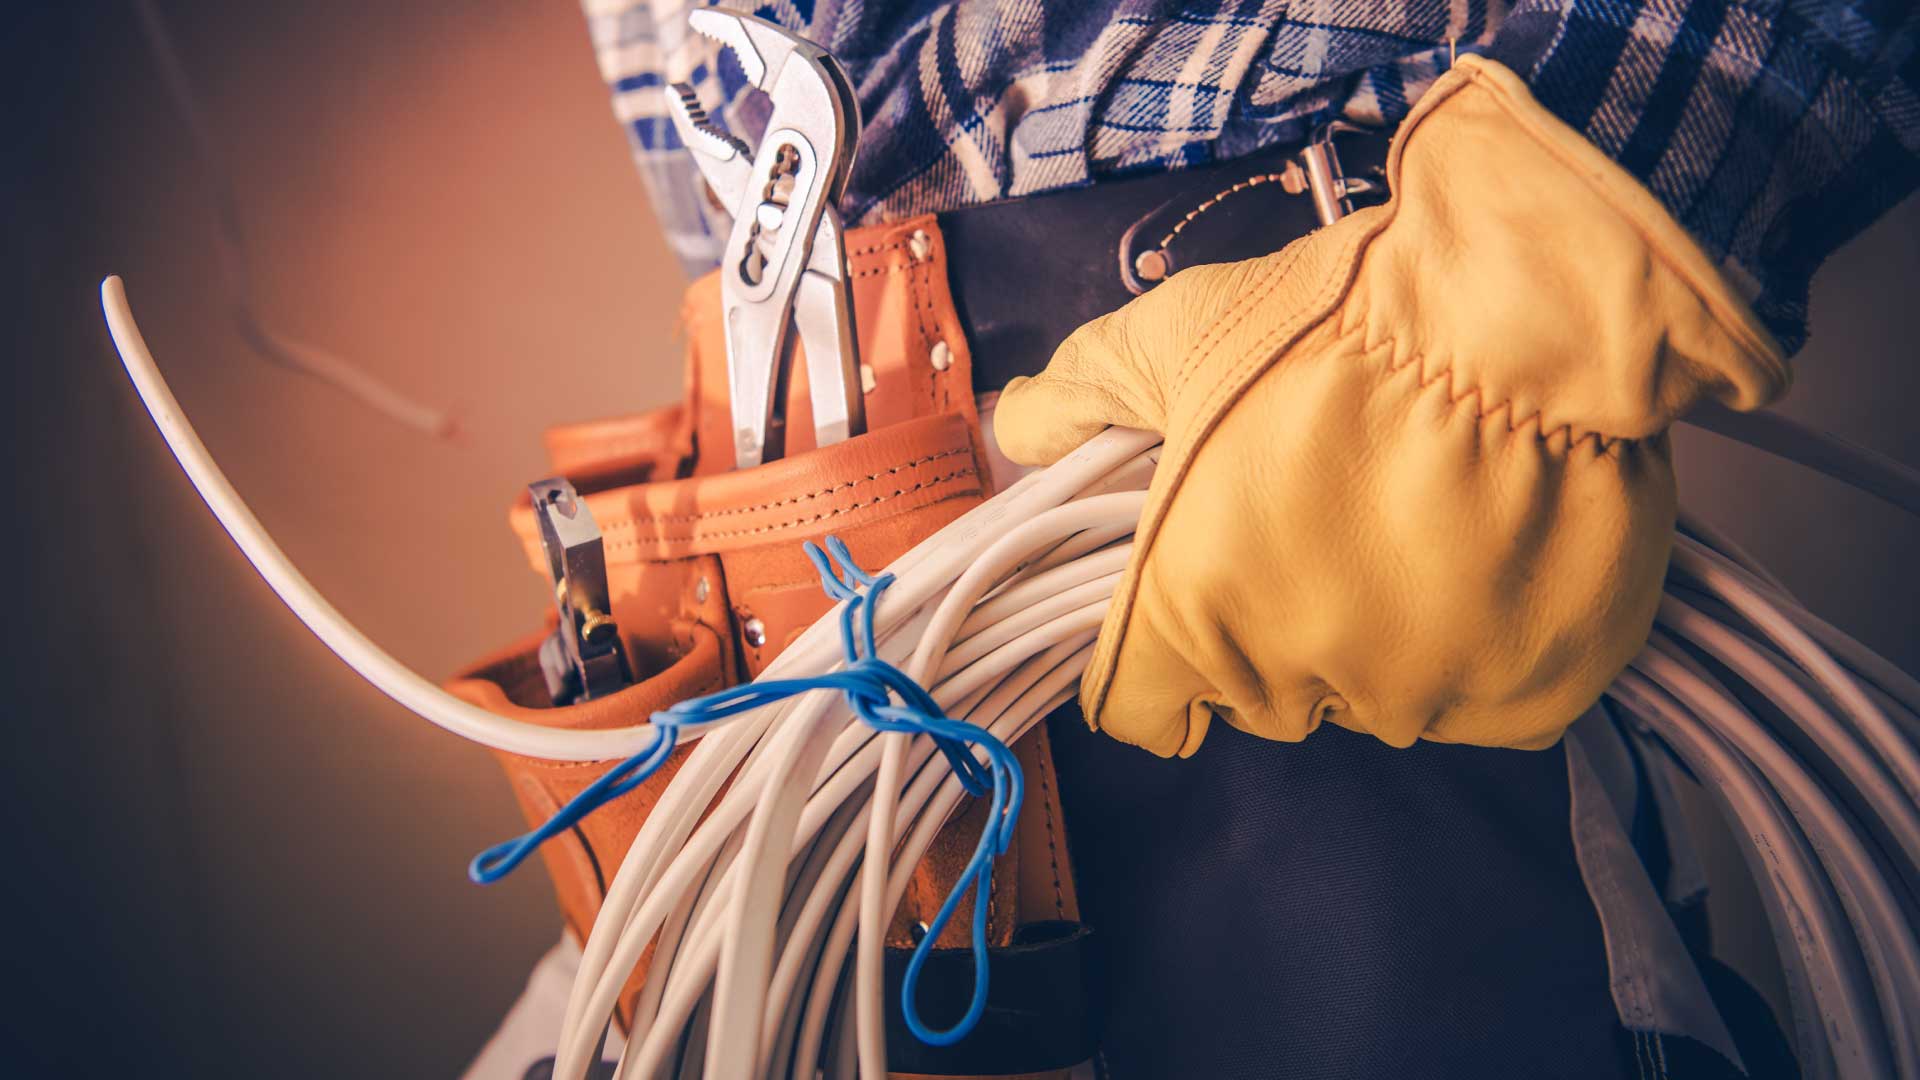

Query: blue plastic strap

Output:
[467, 536, 1022, 1048]
[467, 724, 677, 883]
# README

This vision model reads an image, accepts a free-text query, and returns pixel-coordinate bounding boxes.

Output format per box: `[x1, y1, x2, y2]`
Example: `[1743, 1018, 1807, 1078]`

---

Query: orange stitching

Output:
[988, 855, 1000, 936]
[739, 576, 853, 595]
[1376, 327, 1628, 455]
[1034, 728, 1067, 919]
[603, 466, 979, 549]
[913, 250, 939, 347]
[597, 448, 971, 528]
[847, 238, 908, 257]
[1174, 240, 1309, 388]
[1085, 217, 1383, 721]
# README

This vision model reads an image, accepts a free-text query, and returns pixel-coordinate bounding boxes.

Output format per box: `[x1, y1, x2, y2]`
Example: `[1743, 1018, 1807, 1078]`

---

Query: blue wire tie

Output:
[467, 535, 1023, 1048]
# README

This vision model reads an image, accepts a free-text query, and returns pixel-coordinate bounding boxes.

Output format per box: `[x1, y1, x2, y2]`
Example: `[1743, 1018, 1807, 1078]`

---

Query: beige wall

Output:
[6, 1, 1916, 1075]
[13, 2, 683, 1075]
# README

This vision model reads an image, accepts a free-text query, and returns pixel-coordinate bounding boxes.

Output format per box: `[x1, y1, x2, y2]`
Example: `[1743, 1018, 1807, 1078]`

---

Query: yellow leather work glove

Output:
[994, 56, 1788, 757]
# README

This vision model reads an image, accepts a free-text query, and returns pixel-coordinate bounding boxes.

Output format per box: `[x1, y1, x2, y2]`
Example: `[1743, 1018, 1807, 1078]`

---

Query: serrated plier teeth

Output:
[669, 11, 865, 468]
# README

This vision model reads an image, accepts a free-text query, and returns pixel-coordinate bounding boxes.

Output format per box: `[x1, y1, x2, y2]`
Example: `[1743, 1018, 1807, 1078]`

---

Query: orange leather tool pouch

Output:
[446, 217, 1090, 1077]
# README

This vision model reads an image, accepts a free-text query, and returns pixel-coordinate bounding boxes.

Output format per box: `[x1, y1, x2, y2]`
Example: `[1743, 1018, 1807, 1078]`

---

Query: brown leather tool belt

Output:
[446, 128, 1387, 1079]
[448, 215, 1092, 1079]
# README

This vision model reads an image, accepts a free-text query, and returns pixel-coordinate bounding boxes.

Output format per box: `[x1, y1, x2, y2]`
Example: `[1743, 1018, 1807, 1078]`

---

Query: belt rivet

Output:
[908, 228, 932, 262]
[1133, 249, 1170, 283]
[861, 363, 877, 393]
[694, 577, 710, 603]
[743, 617, 767, 647]
[929, 340, 952, 372]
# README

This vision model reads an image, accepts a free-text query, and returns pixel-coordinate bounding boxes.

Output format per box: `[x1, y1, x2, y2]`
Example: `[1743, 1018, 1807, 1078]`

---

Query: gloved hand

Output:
[994, 56, 1788, 756]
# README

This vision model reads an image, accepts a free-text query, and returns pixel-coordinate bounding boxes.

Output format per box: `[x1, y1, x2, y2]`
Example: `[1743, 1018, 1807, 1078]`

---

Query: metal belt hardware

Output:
[1119, 120, 1387, 295]
[529, 477, 631, 706]
[667, 11, 866, 469]
[1297, 120, 1386, 227]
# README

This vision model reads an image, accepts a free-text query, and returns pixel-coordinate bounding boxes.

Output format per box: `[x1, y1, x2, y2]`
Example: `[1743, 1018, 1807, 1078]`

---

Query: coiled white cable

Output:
[104, 276, 1920, 1080]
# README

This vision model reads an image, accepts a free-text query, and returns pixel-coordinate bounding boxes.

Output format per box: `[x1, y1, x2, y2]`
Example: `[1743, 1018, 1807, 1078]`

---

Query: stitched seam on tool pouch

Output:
[846, 237, 907, 258]
[597, 448, 973, 527]
[912, 250, 940, 349]
[1578, 747, 1653, 1026]
[1035, 728, 1067, 918]
[851, 260, 913, 280]
[603, 466, 979, 547]
[986, 853, 1000, 937]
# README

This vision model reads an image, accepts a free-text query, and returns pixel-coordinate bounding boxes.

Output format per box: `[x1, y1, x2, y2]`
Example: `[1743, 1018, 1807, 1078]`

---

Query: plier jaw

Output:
[529, 477, 632, 705]
[667, 11, 865, 469]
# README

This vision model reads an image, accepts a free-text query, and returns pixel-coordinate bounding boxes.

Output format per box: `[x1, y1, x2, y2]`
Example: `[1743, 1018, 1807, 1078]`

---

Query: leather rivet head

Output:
[908, 229, 933, 262]
[743, 617, 767, 647]
[1133, 249, 1170, 283]
[929, 340, 952, 372]
[694, 577, 710, 604]
[1279, 159, 1309, 195]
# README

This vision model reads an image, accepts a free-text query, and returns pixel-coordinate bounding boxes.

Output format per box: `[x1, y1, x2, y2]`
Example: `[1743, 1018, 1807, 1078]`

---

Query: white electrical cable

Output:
[107, 276, 1920, 1079]
[544, 489, 1920, 1079]
[102, 277, 658, 761]
[1607, 670, 1872, 1077]
[549, 446, 1158, 1080]
[1636, 644, 1920, 1076]
[1658, 596, 1920, 894]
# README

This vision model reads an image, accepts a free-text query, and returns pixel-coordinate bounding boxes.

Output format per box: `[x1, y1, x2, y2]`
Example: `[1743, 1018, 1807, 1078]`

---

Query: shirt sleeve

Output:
[1489, 0, 1919, 354]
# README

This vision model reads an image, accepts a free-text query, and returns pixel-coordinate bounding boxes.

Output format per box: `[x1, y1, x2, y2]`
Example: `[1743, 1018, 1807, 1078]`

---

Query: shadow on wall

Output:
[2, 0, 1917, 1076]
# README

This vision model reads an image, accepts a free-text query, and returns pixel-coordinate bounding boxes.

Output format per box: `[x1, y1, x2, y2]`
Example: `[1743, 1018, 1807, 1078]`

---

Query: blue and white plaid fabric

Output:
[582, 0, 1917, 352]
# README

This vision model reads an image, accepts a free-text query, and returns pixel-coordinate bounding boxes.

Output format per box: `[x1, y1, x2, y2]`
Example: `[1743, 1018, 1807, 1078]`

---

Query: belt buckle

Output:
[1297, 120, 1386, 227]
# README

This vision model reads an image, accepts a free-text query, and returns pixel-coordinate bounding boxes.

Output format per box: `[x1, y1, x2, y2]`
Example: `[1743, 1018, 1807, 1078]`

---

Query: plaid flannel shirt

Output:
[582, 0, 1918, 352]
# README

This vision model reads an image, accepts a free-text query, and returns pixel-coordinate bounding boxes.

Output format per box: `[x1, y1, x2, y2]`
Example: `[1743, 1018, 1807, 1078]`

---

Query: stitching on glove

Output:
[1172, 242, 1306, 390]
[1086, 219, 1384, 726]
[1370, 326, 1629, 457]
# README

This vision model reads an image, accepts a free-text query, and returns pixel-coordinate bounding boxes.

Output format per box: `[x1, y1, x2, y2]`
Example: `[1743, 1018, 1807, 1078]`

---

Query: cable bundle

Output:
[102, 277, 1920, 1080]
[545, 429, 1157, 1080]
[1606, 516, 1920, 1080]
[539, 467, 1920, 1080]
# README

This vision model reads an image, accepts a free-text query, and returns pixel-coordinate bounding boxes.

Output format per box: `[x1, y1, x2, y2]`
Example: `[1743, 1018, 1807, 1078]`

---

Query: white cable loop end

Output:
[100, 276, 659, 762]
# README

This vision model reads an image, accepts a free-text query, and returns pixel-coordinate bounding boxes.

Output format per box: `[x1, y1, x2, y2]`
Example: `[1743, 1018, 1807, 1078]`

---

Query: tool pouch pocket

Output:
[446, 217, 1095, 1077]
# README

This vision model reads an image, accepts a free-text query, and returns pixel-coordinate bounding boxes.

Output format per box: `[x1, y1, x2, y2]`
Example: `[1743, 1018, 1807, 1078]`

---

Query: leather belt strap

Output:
[941, 130, 1388, 393]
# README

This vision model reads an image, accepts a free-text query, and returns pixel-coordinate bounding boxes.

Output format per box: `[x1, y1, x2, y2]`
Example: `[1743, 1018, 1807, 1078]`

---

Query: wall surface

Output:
[2, 2, 1915, 1076]
[6, 3, 681, 1075]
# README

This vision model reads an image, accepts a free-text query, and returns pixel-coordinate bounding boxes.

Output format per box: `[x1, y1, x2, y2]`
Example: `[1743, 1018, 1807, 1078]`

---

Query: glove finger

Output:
[993, 347, 1158, 467]
[1079, 588, 1220, 759]
[994, 260, 1257, 465]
